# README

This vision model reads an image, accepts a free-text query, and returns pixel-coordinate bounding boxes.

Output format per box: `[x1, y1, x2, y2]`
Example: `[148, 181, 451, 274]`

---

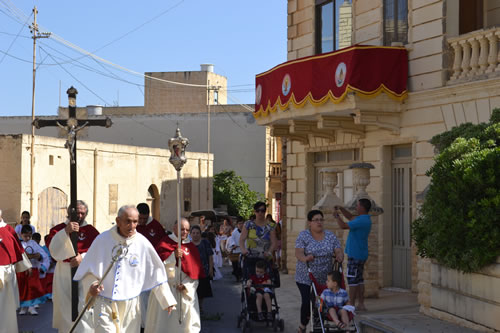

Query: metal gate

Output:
[391, 146, 412, 289]
[37, 187, 68, 238]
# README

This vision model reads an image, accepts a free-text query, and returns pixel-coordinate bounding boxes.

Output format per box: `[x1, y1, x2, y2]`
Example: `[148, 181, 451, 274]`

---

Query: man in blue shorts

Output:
[333, 198, 372, 311]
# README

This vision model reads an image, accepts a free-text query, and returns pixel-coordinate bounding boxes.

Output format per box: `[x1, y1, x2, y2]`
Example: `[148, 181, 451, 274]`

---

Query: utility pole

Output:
[29, 6, 50, 214]
[206, 82, 220, 208]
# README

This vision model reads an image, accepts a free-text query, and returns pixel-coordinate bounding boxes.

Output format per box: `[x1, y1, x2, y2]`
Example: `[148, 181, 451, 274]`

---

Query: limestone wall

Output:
[0, 135, 23, 225]
[281, 77, 499, 295]
[354, 0, 382, 45]
[418, 258, 500, 332]
[144, 71, 227, 114]
[0, 135, 212, 236]
[408, 0, 446, 92]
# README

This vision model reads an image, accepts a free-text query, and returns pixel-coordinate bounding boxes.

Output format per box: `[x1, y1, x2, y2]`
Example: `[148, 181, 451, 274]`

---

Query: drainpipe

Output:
[281, 138, 288, 274]
[93, 149, 98, 227]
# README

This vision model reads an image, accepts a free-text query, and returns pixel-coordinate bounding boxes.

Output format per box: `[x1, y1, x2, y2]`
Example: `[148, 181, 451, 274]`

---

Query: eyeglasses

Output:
[311, 218, 325, 223]
[256, 209, 266, 213]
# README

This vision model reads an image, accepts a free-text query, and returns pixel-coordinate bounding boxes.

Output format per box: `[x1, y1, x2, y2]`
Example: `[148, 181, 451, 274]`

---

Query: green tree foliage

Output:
[213, 170, 264, 220]
[412, 109, 500, 273]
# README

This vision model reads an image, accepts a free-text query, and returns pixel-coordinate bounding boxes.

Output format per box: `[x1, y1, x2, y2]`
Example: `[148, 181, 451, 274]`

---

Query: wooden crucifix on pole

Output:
[33, 86, 112, 321]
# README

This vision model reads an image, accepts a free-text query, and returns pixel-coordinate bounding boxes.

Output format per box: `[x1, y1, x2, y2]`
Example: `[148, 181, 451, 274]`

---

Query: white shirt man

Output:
[145, 218, 203, 333]
[74, 205, 176, 333]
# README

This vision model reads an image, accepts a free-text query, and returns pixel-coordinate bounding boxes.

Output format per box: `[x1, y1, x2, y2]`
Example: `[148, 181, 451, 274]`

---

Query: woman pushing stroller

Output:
[295, 209, 344, 333]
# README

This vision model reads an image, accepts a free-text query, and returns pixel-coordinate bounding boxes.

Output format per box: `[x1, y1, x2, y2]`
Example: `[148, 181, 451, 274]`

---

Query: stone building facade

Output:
[258, 0, 500, 331]
[0, 134, 212, 235]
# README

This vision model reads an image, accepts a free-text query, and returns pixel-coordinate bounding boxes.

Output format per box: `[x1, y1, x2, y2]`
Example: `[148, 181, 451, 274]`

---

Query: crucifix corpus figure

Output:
[34, 86, 112, 327]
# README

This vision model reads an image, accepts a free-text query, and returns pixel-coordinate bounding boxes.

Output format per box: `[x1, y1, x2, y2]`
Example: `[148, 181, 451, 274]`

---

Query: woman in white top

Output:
[15, 211, 35, 239]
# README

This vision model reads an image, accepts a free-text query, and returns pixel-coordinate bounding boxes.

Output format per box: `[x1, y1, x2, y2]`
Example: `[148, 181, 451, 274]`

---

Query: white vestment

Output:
[74, 227, 176, 333]
[49, 221, 94, 333]
[21, 239, 50, 271]
[145, 234, 201, 333]
[0, 222, 31, 333]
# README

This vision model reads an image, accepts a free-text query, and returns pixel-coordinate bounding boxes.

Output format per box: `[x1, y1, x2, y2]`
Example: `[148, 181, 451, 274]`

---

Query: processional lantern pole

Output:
[168, 127, 189, 324]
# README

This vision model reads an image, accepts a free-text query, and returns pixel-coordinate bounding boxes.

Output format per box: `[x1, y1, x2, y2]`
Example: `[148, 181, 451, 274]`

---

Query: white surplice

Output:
[74, 226, 176, 333]
[49, 221, 94, 333]
[145, 234, 201, 333]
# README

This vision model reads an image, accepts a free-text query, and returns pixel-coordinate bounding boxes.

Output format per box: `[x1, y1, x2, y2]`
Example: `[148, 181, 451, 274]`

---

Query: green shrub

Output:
[213, 170, 264, 220]
[412, 109, 500, 273]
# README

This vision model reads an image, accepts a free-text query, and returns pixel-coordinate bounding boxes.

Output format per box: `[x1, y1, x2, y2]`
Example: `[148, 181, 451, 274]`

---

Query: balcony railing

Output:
[269, 162, 282, 179]
[448, 27, 500, 82]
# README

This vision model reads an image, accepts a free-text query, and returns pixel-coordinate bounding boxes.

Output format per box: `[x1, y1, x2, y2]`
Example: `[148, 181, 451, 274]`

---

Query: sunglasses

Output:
[255, 209, 266, 213]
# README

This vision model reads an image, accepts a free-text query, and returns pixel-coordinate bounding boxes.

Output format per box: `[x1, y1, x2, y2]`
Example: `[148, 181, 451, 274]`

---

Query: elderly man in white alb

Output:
[73, 205, 177, 332]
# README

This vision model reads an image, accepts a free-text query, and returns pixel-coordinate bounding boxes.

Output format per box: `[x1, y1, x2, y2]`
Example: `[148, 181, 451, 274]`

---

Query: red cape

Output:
[136, 219, 166, 248]
[0, 226, 24, 265]
[155, 235, 204, 280]
[46, 222, 100, 262]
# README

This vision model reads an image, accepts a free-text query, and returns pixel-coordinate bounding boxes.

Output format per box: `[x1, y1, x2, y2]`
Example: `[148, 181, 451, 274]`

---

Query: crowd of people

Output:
[0, 197, 372, 333]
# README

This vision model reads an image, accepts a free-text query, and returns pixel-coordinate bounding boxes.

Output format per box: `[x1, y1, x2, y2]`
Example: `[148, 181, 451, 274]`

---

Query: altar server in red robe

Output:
[0, 218, 31, 333]
[46, 200, 99, 333]
[17, 225, 50, 315]
[145, 218, 204, 333]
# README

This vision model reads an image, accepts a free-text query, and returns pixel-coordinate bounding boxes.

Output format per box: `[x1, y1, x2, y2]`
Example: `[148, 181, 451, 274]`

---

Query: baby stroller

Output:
[309, 262, 358, 332]
[237, 256, 285, 332]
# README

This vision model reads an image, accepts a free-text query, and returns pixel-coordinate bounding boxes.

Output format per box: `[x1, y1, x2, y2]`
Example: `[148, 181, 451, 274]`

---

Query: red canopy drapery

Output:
[254, 45, 408, 118]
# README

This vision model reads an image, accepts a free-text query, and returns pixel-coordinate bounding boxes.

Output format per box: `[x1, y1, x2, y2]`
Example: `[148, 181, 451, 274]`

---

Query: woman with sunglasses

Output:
[239, 201, 277, 260]
[294, 209, 344, 333]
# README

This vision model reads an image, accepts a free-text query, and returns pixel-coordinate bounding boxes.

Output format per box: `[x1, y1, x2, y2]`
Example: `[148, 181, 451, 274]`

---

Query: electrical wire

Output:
[0, 10, 32, 65]
[2, 0, 257, 111]
[42, 47, 111, 105]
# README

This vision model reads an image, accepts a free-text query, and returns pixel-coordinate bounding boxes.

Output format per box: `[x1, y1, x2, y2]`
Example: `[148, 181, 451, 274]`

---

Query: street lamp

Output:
[168, 127, 189, 324]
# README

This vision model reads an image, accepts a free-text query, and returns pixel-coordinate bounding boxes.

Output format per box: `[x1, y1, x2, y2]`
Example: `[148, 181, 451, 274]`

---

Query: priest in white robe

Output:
[47, 201, 100, 333]
[74, 205, 176, 333]
[145, 218, 203, 333]
[0, 213, 32, 333]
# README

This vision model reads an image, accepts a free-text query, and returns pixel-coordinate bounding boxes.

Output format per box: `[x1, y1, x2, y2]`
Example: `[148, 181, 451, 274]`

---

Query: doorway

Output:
[38, 187, 68, 239]
[391, 146, 412, 289]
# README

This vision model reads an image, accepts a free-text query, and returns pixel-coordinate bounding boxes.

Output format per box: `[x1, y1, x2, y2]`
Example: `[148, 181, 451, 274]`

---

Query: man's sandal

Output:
[298, 325, 306, 333]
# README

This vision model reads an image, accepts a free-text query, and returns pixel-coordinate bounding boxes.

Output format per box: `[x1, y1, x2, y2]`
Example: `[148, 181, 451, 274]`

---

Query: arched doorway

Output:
[38, 187, 68, 238]
[147, 185, 160, 221]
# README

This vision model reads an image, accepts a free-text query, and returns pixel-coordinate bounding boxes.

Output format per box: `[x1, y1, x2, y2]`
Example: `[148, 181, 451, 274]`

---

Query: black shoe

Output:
[258, 312, 265, 321]
[267, 312, 273, 320]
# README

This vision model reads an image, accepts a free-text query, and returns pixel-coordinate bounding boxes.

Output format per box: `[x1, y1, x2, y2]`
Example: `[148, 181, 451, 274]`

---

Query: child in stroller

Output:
[320, 271, 350, 329]
[237, 256, 285, 332]
[246, 260, 273, 321]
[309, 264, 357, 332]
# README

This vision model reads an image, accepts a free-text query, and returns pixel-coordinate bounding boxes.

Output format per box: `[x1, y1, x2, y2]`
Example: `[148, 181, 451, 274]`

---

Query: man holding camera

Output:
[333, 198, 372, 312]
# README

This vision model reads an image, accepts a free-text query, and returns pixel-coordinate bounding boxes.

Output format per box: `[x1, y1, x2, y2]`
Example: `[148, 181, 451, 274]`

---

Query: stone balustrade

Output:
[448, 27, 500, 82]
[269, 162, 282, 178]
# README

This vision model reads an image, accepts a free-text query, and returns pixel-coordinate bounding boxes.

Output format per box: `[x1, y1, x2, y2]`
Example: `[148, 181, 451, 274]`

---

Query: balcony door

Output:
[459, 0, 483, 34]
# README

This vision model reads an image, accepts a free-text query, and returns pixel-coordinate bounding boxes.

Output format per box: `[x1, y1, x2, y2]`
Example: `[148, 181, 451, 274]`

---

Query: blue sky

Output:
[0, 0, 287, 116]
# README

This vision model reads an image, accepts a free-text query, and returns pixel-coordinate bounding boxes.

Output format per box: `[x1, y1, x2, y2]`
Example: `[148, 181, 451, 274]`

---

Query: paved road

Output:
[17, 263, 297, 333]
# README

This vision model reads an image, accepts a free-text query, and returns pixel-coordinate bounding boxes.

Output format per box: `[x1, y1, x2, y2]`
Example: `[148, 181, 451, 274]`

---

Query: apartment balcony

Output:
[254, 46, 408, 143]
[448, 27, 500, 84]
[269, 162, 282, 179]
